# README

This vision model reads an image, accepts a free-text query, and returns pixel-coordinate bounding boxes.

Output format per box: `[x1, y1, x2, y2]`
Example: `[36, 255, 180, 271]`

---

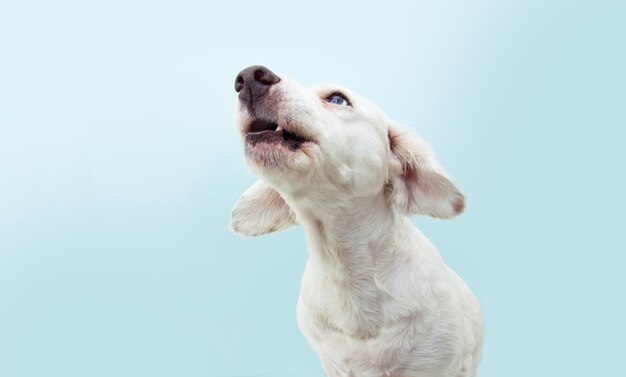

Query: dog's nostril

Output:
[254, 68, 280, 85]
[235, 65, 281, 104]
[234, 74, 244, 93]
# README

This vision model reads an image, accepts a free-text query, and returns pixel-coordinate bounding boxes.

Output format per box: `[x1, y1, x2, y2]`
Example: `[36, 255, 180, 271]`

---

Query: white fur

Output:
[231, 71, 483, 377]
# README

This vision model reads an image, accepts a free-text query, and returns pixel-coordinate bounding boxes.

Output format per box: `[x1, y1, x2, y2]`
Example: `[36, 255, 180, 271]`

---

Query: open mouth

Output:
[245, 119, 311, 151]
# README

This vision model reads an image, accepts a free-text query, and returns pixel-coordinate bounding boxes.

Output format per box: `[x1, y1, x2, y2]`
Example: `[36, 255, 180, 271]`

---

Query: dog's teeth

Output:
[276, 126, 282, 131]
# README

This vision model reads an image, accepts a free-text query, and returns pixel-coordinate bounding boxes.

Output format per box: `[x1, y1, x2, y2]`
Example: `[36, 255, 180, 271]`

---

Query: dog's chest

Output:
[296, 260, 460, 376]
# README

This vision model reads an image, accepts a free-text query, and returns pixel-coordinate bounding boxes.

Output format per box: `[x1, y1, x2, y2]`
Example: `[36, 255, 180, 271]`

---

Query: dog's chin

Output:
[244, 137, 314, 170]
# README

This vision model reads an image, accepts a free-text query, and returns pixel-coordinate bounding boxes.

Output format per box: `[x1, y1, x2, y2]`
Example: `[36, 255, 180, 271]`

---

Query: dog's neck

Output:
[289, 191, 413, 337]
[292, 191, 407, 276]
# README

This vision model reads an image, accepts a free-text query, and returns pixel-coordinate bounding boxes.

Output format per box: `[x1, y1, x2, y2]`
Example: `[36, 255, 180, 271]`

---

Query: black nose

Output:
[234, 65, 281, 104]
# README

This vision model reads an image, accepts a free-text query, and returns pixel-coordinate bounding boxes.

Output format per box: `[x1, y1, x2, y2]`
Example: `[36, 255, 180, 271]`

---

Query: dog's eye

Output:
[326, 92, 351, 107]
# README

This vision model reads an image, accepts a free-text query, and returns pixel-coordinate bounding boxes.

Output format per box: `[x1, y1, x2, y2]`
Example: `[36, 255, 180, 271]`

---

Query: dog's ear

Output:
[387, 125, 465, 219]
[231, 180, 297, 236]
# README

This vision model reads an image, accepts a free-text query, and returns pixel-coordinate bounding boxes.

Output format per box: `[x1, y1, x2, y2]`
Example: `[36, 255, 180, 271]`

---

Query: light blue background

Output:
[1, 1, 624, 376]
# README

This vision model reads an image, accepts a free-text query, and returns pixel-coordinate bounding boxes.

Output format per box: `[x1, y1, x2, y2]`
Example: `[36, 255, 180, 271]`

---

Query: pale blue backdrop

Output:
[1, 1, 624, 376]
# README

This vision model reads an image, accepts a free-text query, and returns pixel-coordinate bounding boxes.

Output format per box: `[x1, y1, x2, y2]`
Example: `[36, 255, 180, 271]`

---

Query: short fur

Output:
[231, 68, 483, 377]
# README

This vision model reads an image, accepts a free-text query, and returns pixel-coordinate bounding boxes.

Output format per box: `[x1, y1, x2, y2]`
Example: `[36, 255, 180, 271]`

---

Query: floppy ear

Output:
[387, 125, 465, 219]
[231, 180, 297, 236]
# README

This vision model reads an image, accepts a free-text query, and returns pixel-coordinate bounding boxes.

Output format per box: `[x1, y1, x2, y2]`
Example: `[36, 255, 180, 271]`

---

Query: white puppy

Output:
[230, 66, 483, 377]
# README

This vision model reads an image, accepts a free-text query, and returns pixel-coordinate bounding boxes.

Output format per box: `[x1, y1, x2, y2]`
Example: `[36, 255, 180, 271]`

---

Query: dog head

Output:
[231, 66, 464, 236]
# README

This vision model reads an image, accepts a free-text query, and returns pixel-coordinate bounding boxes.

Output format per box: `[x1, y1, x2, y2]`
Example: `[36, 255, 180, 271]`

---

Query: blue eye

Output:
[327, 93, 351, 106]
[330, 95, 346, 105]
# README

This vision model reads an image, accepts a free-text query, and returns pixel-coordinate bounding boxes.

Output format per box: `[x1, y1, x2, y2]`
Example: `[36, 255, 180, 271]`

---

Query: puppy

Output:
[230, 66, 483, 377]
